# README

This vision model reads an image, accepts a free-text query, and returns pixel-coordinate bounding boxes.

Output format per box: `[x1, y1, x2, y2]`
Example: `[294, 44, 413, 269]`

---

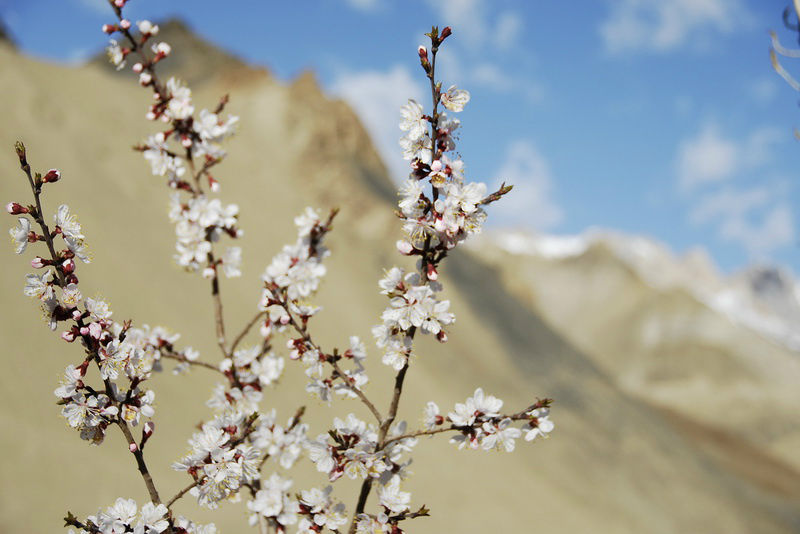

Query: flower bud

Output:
[202, 267, 215, 279]
[208, 175, 220, 192]
[61, 331, 76, 343]
[418, 45, 428, 61]
[155, 42, 171, 56]
[440, 26, 452, 40]
[102, 24, 116, 34]
[42, 169, 61, 183]
[396, 239, 414, 255]
[139, 72, 152, 86]
[61, 258, 75, 274]
[6, 202, 28, 214]
[120, 19, 131, 30]
[72, 309, 82, 320]
[79, 326, 89, 336]
[437, 330, 448, 343]
[426, 263, 438, 281]
[279, 315, 290, 325]
[114, 0, 126, 7]
[132, 62, 143, 73]
[181, 136, 192, 148]
[144, 421, 155, 437]
[31, 257, 45, 269]
[129, 442, 139, 453]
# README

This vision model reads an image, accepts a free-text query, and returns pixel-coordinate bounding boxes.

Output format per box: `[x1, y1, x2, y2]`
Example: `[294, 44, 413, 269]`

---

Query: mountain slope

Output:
[471, 230, 800, 471]
[1, 33, 798, 534]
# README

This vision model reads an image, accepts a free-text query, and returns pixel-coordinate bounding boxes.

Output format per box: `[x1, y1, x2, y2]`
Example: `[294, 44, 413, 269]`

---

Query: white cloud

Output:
[677, 124, 781, 191]
[76, 0, 109, 14]
[691, 187, 795, 257]
[749, 78, 779, 106]
[468, 62, 544, 104]
[490, 140, 563, 230]
[494, 11, 523, 50]
[343, 0, 380, 11]
[677, 124, 737, 190]
[426, 0, 523, 51]
[329, 65, 425, 182]
[429, 0, 488, 48]
[599, 0, 750, 55]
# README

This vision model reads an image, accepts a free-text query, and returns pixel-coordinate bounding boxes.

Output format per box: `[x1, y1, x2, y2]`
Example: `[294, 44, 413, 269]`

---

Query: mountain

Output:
[1, 24, 799, 534]
[470, 229, 800, 471]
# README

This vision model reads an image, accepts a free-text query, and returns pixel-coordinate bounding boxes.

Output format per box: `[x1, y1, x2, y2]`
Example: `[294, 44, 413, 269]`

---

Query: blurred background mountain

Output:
[1, 16, 799, 534]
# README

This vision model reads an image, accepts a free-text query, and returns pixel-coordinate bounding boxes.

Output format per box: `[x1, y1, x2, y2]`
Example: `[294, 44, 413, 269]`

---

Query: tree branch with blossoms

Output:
[7, 3, 555, 534]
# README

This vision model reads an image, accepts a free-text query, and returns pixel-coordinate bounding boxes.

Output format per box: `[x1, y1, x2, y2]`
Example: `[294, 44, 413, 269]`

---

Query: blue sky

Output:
[3, 0, 800, 273]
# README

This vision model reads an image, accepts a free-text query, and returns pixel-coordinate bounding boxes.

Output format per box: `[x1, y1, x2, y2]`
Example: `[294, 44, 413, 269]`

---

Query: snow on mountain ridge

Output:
[479, 229, 800, 353]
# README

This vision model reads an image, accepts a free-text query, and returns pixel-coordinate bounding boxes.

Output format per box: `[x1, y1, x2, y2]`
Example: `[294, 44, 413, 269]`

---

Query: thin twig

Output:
[230, 311, 267, 354]
[160, 351, 224, 374]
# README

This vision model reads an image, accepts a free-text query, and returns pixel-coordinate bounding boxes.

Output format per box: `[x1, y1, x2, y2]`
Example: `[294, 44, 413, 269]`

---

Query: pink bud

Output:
[418, 45, 428, 61]
[437, 330, 448, 343]
[30, 257, 45, 269]
[145, 111, 157, 121]
[6, 202, 27, 214]
[61, 331, 76, 342]
[208, 175, 220, 192]
[426, 263, 438, 281]
[129, 443, 139, 453]
[61, 258, 75, 274]
[440, 26, 452, 40]
[286, 339, 295, 349]
[42, 169, 61, 183]
[132, 62, 143, 73]
[102, 24, 115, 34]
[120, 19, 131, 30]
[139, 72, 152, 85]
[72, 309, 82, 320]
[144, 421, 155, 437]
[79, 326, 89, 336]
[181, 136, 192, 148]
[396, 239, 414, 255]
[279, 315, 290, 325]
[114, 0, 126, 7]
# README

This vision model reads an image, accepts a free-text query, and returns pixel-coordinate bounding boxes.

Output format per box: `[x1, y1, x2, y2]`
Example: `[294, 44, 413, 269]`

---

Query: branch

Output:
[160, 351, 225, 375]
[282, 302, 383, 424]
[230, 311, 267, 355]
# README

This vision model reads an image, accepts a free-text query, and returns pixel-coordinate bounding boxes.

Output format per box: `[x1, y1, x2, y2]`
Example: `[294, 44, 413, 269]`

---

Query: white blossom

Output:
[440, 85, 470, 112]
[378, 476, 410, 513]
[10, 217, 30, 254]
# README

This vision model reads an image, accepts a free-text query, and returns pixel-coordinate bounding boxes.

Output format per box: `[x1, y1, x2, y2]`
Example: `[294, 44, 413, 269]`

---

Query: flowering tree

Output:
[7, 1, 553, 533]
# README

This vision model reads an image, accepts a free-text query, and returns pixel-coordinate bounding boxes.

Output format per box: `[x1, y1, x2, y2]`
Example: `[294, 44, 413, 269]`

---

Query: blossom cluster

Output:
[306, 414, 417, 483]
[7, 166, 181, 444]
[66, 497, 215, 534]
[426, 389, 554, 452]
[105, 15, 242, 278]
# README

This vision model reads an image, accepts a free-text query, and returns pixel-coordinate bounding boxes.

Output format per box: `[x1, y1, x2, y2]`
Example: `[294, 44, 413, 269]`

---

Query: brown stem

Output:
[160, 351, 224, 374]
[117, 420, 162, 504]
[166, 480, 197, 508]
[230, 311, 267, 355]
[17, 152, 66, 287]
